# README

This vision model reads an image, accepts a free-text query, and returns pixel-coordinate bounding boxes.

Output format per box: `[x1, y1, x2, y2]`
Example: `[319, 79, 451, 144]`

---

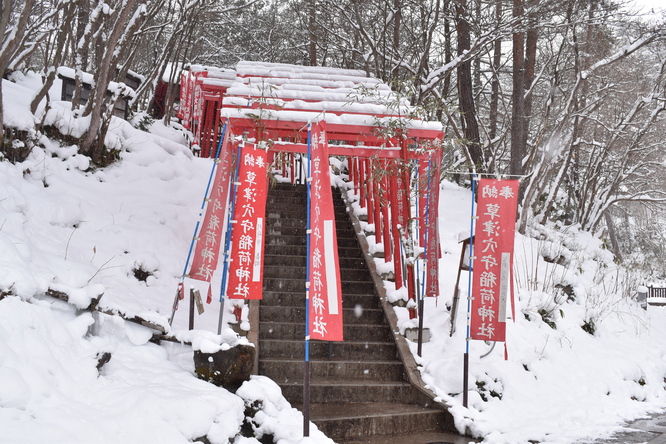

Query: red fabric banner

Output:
[227, 142, 268, 300]
[470, 179, 519, 342]
[308, 121, 344, 342]
[179, 71, 192, 129]
[424, 152, 441, 298]
[188, 131, 233, 302]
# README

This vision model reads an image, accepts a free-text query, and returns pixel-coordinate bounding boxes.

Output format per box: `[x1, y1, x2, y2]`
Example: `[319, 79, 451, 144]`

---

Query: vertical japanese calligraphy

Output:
[308, 121, 344, 342]
[179, 71, 192, 129]
[188, 131, 233, 302]
[424, 152, 442, 298]
[470, 178, 519, 342]
[227, 142, 268, 300]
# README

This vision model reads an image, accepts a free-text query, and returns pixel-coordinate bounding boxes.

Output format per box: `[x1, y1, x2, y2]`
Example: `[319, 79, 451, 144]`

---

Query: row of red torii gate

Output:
[170, 61, 445, 343]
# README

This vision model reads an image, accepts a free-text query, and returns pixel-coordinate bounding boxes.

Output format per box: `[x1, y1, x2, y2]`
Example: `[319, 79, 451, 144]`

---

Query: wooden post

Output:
[189, 287, 195, 330]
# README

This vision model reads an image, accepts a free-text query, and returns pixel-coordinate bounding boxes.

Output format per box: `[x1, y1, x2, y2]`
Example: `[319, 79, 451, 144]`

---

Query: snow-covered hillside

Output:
[2, 71, 666, 444]
[0, 73, 333, 444]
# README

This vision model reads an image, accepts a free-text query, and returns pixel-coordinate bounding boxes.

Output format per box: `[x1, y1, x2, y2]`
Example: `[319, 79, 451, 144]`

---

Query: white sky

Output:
[630, 0, 665, 13]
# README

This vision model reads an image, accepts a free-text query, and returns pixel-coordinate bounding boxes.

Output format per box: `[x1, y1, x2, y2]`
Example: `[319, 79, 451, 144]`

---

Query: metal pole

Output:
[217, 140, 243, 335]
[463, 175, 477, 408]
[169, 124, 227, 326]
[418, 156, 434, 357]
[189, 287, 195, 330]
[303, 123, 313, 438]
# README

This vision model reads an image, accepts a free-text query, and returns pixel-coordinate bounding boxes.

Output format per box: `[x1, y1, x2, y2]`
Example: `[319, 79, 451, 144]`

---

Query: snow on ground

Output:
[0, 74, 333, 444]
[399, 181, 666, 444]
[2, 71, 666, 444]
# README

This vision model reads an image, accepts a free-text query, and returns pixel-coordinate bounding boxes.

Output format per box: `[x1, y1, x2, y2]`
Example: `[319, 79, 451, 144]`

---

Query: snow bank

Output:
[351, 176, 666, 444]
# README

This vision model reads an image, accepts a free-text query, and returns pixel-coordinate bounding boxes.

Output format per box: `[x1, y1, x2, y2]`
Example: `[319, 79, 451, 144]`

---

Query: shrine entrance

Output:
[171, 61, 455, 441]
[176, 61, 444, 315]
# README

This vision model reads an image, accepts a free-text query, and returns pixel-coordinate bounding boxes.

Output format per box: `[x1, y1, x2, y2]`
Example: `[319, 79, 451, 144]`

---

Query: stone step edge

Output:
[258, 357, 401, 364]
[304, 403, 444, 422]
[277, 380, 412, 388]
[258, 321, 390, 328]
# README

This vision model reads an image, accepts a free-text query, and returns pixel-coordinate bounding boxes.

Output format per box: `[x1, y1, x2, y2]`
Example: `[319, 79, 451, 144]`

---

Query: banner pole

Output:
[418, 156, 433, 357]
[169, 124, 227, 326]
[217, 138, 243, 335]
[463, 175, 478, 408]
[303, 122, 313, 438]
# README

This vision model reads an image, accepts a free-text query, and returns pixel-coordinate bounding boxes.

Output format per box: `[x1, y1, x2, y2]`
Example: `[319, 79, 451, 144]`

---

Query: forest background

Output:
[1, 0, 666, 279]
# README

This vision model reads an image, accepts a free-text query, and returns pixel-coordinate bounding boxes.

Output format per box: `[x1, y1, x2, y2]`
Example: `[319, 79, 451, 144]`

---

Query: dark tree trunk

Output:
[308, 0, 317, 66]
[489, 0, 502, 142]
[523, 0, 538, 152]
[455, 0, 484, 171]
[510, 0, 526, 177]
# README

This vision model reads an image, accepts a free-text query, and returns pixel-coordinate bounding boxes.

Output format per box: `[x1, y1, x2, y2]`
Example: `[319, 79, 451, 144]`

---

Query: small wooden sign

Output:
[194, 289, 204, 315]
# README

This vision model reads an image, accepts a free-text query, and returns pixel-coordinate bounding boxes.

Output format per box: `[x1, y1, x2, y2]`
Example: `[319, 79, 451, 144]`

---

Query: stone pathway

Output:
[586, 413, 666, 444]
[337, 430, 478, 444]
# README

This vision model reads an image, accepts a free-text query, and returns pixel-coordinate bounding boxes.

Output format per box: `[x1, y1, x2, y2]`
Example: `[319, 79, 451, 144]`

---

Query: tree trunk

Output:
[455, 0, 484, 171]
[76, 0, 91, 71]
[489, 0, 502, 142]
[80, 0, 140, 163]
[510, 0, 525, 177]
[518, 0, 537, 177]
[0, 0, 35, 142]
[308, 0, 317, 66]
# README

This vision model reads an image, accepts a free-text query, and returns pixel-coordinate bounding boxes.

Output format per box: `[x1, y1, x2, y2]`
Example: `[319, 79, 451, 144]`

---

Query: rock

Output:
[193, 345, 255, 392]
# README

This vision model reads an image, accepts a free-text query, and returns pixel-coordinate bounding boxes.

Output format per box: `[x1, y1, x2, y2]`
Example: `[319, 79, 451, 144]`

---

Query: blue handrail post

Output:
[303, 122, 313, 438]
[169, 122, 228, 326]
[217, 138, 244, 335]
[463, 175, 478, 408]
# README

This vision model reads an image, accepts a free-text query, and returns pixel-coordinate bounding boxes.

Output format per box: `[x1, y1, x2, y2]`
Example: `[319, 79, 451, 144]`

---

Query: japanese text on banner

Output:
[308, 121, 343, 342]
[470, 179, 519, 342]
[425, 152, 441, 298]
[188, 132, 233, 302]
[227, 143, 268, 300]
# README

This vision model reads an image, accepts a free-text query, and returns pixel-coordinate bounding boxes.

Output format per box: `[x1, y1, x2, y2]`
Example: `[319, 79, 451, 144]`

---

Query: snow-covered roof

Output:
[219, 61, 443, 137]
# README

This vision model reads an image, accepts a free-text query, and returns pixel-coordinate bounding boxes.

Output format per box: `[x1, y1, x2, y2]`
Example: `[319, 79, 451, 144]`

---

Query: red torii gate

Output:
[178, 61, 444, 314]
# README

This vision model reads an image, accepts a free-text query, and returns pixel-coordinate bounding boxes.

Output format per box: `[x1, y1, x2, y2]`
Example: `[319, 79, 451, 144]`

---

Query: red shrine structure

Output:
[175, 61, 444, 323]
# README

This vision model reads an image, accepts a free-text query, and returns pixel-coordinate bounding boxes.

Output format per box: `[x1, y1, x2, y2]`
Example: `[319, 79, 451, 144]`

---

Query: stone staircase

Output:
[259, 182, 452, 442]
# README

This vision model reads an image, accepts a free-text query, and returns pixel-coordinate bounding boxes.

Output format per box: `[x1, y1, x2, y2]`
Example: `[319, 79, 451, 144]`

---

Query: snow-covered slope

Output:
[0, 73, 333, 444]
[2, 70, 666, 444]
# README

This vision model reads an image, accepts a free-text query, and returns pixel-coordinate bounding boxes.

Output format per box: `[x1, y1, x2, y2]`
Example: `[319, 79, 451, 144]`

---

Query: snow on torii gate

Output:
[175, 61, 444, 321]
[221, 61, 444, 312]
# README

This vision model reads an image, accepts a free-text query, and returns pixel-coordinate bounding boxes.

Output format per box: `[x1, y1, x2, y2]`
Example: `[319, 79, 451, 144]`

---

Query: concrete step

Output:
[266, 195, 307, 204]
[263, 234, 360, 249]
[263, 254, 306, 267]
[266, 198, 347, 209]
[261, 267, 307, 282]
[265, 226, 306, 237]
[265, 215, 308, 228]
[263, 265, 373, 283]
[264, 222, 356, 237]
[265, 207, 353, 221]
[264, 244, 366, 258]
[265, 255, 369, 269]
[259, 358, 405, 382]
[263, 277, 375, 294]
[264, 245, 363, 260]
[259, 321, 391, 341]
[261, 291, 380, 310]
[307, 403, 450, 441]
[259, 339, 397, 361]
[259, 306, 385, 325]
[279, 380, 414, 404]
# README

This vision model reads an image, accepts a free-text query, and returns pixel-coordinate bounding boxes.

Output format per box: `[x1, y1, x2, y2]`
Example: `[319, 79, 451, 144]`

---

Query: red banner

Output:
[227, 142, 268, 300]
[308, 121, 343, 342]
[179, 71, 192, 128]
[188, 131, 233, 302]
[424, 151, 441, 298]
[470, 179, 519, 342]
